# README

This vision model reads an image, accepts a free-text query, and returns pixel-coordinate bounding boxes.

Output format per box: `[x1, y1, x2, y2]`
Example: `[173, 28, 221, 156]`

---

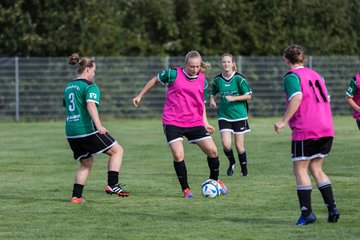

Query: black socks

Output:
[318, 181, 336, 211]
[297, 186, 312, 217]
[224, 148, 236, 164]
[207, 156, 220, 180]
[174, 160, 189, 190]
[238, 151, 248, 176]
[108, 171, 119, 186]
[72, 183, 84, 198]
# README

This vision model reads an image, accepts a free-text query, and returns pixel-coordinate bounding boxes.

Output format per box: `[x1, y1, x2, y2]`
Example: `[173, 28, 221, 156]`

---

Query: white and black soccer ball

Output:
[201, 179, 221, 198]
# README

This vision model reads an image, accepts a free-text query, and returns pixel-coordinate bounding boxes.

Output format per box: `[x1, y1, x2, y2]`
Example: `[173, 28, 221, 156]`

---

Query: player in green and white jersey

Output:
[64, 53, 130, 203]
[210, 53, 252, 177]
[345, 73, 360, 129]
[64, 77, 100, 137]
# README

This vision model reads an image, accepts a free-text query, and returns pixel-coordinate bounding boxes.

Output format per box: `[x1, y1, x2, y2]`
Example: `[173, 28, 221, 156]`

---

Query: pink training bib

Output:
[351, 73, 360, 120]
[162, 67, 205, 127]
[287, 67, 334, 140]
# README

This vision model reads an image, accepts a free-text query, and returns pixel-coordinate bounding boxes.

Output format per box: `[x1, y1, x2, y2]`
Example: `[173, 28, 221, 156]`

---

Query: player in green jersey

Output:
[345, 73, 360, 129]
[64, 53, 130, 203]
[210, 53, 252, 177]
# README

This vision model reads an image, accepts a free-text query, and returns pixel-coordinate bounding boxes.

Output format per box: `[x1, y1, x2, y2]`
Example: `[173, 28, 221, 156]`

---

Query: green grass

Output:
[0, 117, 359, 239]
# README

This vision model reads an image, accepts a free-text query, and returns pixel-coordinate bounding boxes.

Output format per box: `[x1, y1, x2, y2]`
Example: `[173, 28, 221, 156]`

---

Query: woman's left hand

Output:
[205, 124, 215, 134]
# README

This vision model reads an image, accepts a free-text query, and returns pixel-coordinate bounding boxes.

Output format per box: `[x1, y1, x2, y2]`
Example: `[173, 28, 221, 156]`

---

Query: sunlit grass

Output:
[0, 117, 358, 239]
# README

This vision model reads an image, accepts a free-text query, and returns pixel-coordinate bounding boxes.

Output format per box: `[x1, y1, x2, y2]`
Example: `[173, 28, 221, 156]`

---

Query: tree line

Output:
[1, 0, 359, 57]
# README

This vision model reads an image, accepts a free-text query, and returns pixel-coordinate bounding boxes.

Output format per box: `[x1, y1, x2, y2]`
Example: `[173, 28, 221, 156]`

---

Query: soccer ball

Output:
[201, 179, 221, 198]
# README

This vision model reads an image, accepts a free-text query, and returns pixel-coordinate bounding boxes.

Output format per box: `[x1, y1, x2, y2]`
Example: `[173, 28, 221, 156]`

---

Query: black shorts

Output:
[356, 120, 360, 130]
[291, 137, 333, 161]
[67, 132, 117, 160]
[163, 125, 212, 144]
[218, 119, 250, 134]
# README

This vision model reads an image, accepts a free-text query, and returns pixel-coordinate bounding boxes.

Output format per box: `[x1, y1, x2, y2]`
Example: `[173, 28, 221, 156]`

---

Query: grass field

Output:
[0, 117, 359, 239]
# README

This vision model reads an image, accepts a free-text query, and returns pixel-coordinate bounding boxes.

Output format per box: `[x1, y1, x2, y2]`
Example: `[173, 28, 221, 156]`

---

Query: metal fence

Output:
[1, 56, 359, 121]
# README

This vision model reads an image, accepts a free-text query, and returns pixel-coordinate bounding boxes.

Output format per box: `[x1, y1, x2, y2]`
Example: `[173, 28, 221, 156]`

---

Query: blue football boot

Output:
[296, 212, 316, 226]
[328, 208, 340, 223]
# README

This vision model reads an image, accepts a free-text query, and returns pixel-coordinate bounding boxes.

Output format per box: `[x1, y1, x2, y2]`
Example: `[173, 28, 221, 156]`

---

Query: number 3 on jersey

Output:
[68, 92, 76, 111]
[309, 80, 327, 103]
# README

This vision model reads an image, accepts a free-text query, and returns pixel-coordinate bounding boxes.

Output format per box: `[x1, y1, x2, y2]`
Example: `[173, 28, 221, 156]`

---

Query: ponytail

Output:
[68, 53, 95, 74]
[185, 50, 211, 72]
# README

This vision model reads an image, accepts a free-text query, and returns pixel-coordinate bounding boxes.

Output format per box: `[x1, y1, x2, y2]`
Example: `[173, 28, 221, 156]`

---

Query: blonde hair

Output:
[184, 50, 211, 72]
[221, 53, 237, 72]
[284, 44, 305, 65]
[68, 53, 95, 74]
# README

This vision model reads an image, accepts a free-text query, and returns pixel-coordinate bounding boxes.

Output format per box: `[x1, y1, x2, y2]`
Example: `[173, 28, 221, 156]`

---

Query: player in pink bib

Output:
[286, 67, 334, 141]
[274, 45, 339, 226]
[133, 51, 227, 198]
[346, 73, 360, 129]
[162, 67, 206, 127]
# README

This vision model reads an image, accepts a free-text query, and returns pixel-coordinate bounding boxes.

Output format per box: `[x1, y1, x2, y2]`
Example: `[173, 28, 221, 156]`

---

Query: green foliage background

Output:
[1, 0, 360, 57]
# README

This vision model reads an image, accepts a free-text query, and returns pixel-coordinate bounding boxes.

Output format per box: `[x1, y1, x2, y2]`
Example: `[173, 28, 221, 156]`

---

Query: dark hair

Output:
[221, 53, 237, 71]
[284, 44, 305, 64]
[68, 53, 95, 74]
[184, 50, 211, 72]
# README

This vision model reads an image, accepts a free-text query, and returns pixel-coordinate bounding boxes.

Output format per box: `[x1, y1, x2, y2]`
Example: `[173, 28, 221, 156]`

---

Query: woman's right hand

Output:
[274, 120, 286, 134]
[133, 96, 141, 107]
